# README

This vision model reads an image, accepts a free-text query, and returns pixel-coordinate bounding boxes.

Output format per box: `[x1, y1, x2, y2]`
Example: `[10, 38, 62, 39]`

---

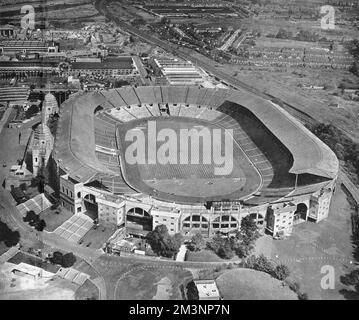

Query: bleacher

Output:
[217, 101, 294, 189]
[144, 103, 161, 116]
[93, 173, 136, 194]
[179, 104, 201, 118]
[197, 108, 223, 122]
[168, 103, 182, 116]
[128, 105, 152, 118]
[95, 151, 119, 171]
[108, 107, 136, 122]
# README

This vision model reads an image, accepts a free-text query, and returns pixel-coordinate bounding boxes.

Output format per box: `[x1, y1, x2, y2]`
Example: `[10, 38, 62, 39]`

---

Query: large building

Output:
[67, 57, 139, 79]
[151, 58, 205, 86]
[52, 86, 339, 239]
[0, 40, 59, 55]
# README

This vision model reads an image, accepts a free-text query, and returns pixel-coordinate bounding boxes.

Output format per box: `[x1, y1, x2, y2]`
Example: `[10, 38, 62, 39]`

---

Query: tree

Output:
[188, 233, 206, 251]
[186, 280, 199, 300]
[217, 240, 234, 259]
[50, 251, 63, 265]
[273, 264, 291, 280]
[146, 225, 182, 258]
[62, 252, 76, 268]
[240, 216, 260, 245]
[37, 219, 46, 232]
[0, 220, 20, 247]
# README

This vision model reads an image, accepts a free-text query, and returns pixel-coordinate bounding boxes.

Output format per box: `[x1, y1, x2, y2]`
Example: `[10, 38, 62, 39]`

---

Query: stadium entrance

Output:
[83, 194, 98, 220]
[126, 207, 152, 233]
[294, 203, 308, 224]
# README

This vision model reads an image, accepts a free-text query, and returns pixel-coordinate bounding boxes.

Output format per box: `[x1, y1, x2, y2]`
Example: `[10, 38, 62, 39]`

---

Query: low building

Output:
[194, 280, 221, 300]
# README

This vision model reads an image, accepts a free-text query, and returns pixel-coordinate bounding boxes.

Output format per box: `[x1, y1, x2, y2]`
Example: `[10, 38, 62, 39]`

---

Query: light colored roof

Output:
[194, 280, 220, 300]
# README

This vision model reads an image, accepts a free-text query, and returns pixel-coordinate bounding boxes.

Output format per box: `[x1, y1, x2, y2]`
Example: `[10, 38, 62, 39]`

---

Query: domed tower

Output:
[31, 102, 54, 176]
[42, 92, 59, 124]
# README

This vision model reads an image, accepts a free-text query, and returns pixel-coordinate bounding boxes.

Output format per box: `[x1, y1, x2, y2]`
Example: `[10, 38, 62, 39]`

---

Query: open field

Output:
[216, 268, 297, 300]
[114, 266, 192, 300]
[75, 279, 99, 300]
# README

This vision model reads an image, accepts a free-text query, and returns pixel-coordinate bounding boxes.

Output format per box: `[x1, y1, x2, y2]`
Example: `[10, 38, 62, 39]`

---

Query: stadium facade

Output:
[52, 86, 339, 239]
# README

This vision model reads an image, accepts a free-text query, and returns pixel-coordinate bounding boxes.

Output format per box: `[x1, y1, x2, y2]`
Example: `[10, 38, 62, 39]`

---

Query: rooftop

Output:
[71, 57, 134, 70]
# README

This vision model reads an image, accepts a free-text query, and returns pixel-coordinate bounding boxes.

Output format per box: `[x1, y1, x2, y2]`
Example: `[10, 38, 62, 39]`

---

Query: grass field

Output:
[117, 116, 261, 203]
[216, 268, 297, 300]
[75, 279, 99, 300]
[186, 249, 238, 263]
[115, 267, 192, 300]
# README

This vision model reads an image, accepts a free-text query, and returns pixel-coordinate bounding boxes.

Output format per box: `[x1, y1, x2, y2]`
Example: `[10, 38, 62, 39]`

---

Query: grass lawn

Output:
[75, 279, 99, 300]
[186, 249, 238, 263]
[216, 268, 297, 300]
[40, 207, 73, 232]
[115, 267, 192, 300]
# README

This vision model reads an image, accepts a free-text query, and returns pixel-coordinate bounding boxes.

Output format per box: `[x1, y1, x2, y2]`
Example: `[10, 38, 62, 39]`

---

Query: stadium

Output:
[53, 86, 339, 239]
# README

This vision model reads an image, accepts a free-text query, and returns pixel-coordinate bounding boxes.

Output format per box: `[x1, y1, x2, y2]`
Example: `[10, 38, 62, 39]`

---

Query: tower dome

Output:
[42, 92, 59, 124]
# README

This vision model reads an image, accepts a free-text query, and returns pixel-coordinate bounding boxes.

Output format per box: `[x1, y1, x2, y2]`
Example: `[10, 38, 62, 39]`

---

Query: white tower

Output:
[42, 92, 59, 124]
[31, 99, 54, 176]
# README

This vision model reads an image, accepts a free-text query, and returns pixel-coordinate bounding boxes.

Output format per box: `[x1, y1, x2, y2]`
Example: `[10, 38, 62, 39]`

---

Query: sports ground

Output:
[117, 116, 261, 203]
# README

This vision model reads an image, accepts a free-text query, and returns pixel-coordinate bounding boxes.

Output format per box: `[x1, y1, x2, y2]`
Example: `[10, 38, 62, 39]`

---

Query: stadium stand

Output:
[53, 213, 93, 243]
[168, 103, 182, 116]
[128, 105, 152, 118]
[179, 104, 201, 118]
[108, 107, 136, 122]
[144, 103, 161, 116]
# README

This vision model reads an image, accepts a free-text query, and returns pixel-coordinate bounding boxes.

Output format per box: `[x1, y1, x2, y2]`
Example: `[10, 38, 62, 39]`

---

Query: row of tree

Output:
[204, 216, 260, 259]
[146, 225, 183, 258]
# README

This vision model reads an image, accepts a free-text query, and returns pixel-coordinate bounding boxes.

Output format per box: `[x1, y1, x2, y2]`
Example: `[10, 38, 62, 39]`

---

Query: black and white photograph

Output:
[0, 0, 358, 307]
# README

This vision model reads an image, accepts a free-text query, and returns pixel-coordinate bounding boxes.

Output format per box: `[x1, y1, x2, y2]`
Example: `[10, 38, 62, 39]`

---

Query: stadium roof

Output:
[226, 89, 339, 179]
[54, 86, 338, 186]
